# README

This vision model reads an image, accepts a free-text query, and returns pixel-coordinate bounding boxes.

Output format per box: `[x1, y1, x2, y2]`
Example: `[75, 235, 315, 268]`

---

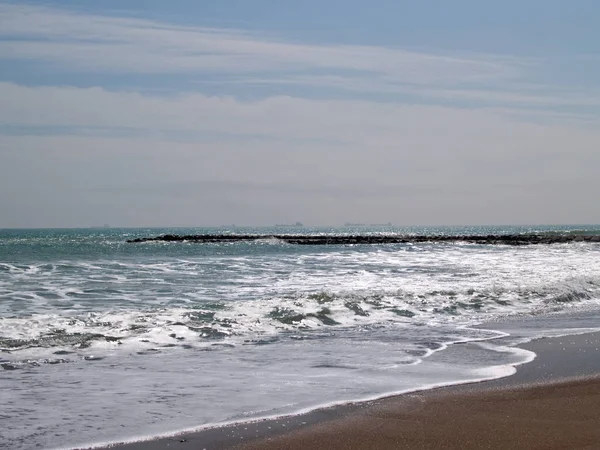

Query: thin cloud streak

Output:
[2, 82, 600, 146]
[232, 75, 600, 112]
[0, 3, 525, 84]
[1, 3, 593, 114]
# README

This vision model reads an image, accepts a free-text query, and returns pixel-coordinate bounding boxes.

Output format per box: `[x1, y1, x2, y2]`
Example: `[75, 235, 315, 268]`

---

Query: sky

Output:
[1, 1, 599, 227]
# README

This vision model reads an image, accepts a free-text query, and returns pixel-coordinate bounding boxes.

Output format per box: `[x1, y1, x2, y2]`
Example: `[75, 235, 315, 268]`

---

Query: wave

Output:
[2, 273, 599, 361]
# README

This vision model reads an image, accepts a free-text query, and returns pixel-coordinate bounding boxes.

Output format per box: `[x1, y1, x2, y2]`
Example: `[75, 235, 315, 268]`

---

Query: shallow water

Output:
[1, 225, 600, 449]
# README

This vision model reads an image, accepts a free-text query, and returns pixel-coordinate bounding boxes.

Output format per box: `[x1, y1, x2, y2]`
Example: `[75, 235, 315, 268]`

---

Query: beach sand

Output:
[103, 332, 600, 450]
[233, 377, 600, 450]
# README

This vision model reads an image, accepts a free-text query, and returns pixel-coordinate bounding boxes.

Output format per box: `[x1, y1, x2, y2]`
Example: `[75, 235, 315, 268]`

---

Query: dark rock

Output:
[126, 233, 600, 246]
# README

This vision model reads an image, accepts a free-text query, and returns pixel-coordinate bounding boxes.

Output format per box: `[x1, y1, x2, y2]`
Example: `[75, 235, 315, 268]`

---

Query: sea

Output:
[2, 225, 600, 449]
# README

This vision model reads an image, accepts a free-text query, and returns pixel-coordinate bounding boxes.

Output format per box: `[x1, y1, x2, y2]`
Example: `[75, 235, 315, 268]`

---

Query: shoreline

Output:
[93, 330, 600, 450]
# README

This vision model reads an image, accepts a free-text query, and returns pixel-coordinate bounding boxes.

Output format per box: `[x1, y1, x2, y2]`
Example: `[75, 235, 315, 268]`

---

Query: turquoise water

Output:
[1, 225, 600, 449]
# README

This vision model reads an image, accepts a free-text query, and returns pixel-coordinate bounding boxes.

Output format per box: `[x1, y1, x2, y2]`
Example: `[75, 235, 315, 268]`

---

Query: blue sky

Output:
[1, 1, 599, 226]
[12, 0, 600, 51]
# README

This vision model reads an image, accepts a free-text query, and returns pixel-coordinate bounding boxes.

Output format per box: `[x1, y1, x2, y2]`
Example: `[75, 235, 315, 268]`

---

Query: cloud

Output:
[1, 81, 599, 226]
[0, 82, 596, 144]
[1, 81, 597, 157]
[0, 4, 599, 226]
[230, 75, 600, 114]
[0, 3, 527, 91]
[1, 3, 597, 113]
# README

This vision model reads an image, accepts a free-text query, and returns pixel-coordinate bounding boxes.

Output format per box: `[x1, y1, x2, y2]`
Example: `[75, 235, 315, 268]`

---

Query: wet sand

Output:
[100, 332, 600, 450]
[233, 376, 600, 450]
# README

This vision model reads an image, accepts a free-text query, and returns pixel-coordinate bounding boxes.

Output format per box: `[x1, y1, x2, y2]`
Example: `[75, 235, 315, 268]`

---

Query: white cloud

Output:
[1, 81, 597, 154]
[231, 75, 600, 113]
[1, 81, 599, 226]
[0, 3, 523, 84]
[0, 81, 585, 148]
[1, 3, 597, 112]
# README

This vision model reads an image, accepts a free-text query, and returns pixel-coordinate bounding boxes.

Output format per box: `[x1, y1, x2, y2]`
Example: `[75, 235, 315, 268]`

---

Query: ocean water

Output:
[1, 225, 600, 449]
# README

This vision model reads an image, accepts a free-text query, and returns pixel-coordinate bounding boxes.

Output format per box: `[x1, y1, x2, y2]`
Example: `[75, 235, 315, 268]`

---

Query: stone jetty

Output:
[127, 234, 600, 246]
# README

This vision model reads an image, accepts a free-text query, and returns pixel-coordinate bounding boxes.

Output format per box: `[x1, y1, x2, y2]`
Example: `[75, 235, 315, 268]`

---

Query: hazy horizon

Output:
[2, 222, 599, 230]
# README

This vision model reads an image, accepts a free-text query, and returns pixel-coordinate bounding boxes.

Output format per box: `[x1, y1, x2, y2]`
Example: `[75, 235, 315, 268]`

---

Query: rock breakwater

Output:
[127, 234, 600, 245]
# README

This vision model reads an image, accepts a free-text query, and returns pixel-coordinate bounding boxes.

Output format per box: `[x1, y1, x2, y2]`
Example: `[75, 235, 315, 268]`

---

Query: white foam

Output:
[55, 338, 539, 450]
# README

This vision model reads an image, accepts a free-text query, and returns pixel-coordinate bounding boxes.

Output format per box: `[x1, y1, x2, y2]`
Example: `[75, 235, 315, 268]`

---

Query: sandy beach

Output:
[233, 377, 600, 450]
[103, 331, 600, 450]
